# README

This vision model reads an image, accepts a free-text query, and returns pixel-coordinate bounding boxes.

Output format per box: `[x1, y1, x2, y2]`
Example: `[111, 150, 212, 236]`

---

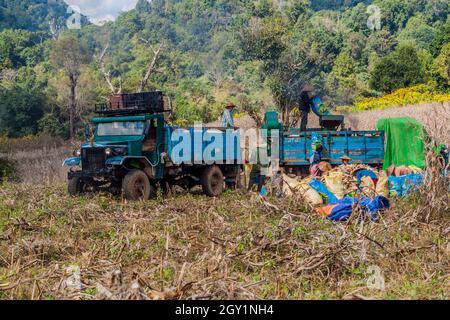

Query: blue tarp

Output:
[355, 170, 378, 184]
[327, 196, 390, 222]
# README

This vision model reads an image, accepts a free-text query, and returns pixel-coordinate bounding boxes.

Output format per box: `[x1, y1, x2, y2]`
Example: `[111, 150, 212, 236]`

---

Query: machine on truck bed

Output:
[262, 111, 385, 175]
[64, 91, 385, 200]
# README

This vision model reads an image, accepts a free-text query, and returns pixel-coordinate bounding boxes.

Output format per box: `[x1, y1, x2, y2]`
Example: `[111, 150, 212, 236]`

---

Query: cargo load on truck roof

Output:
[96, 91, 165, 116]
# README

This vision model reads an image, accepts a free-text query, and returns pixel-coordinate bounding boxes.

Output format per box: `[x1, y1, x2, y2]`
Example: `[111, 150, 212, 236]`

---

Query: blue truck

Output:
[63, 92, 385, 200]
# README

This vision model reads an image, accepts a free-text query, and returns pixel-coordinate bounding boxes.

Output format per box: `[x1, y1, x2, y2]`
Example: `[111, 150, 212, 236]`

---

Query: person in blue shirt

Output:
[221, 102, 236, 128]
[309, 144, 323, 176]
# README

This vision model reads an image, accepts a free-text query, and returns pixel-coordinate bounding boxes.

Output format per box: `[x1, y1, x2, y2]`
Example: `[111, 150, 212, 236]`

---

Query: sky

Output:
[64, 0, 140, 25]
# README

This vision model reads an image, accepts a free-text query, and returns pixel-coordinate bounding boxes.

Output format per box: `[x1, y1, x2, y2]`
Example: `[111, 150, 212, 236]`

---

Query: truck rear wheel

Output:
[122, 170, 153, 201]
[68, 177, 85, 196]
[201, 165, 224, 197]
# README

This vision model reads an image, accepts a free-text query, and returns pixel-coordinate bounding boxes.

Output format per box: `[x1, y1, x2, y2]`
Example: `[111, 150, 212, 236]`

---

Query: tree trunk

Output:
[69, 75, 77, 139]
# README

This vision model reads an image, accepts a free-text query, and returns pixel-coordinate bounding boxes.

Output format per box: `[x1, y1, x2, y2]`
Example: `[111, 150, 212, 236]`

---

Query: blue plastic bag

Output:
[309, 179, 339, 204]
[389, 174, 423, 197]
[388, 176, 406, 197]
[404, 174, 423, 195]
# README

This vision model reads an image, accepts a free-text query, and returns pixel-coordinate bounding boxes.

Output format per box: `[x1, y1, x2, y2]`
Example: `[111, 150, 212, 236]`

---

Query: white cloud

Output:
[64, 0, 141, 25]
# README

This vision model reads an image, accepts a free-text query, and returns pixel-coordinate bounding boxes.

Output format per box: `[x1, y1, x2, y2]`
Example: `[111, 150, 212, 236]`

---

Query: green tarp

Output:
[376, 117, 426, 170]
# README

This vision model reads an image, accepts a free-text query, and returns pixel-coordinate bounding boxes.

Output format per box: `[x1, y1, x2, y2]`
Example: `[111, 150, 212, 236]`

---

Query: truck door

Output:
[143, 118, 165, 179]
[143, 119, 157, 153]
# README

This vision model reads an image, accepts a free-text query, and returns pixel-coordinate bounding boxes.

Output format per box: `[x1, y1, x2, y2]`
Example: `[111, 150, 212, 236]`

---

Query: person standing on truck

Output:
[298, 84, 314, 131]
[221, 102, 237, 128]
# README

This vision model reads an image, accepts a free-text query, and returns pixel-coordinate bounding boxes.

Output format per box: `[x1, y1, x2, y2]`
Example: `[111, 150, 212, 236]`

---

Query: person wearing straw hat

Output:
[298, 84, 314, 131]
[340, 155, 352, 166]
[221, 102, 237, 128]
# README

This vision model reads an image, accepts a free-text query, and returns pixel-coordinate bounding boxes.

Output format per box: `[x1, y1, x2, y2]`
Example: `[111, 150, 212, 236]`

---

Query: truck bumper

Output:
[68, 169, 115, 180]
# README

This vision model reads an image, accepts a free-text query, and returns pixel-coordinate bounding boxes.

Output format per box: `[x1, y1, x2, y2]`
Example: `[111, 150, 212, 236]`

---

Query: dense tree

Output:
[0, 0, 88, 33]
[430, 21, 450, 57]
[326, 52, 366, 103]
[51, 36, 91, 138]
[433, 43, 450, 88]
[311, 0, 373, 11]
[135, 0, 152, 14]
[0, 29, 44, 69]
[0, 0, 449, 138]
[365, 29, 397, 58]
[370, 44, 425, 93]
[397, 16, 436, 50]
[0, 83, 46, 137]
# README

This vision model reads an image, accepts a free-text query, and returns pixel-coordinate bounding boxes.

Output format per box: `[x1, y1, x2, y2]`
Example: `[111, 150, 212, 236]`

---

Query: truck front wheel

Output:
[201, 165, 224, 197]
[68, 177, 86, 196]
[122, 170, 153, 201]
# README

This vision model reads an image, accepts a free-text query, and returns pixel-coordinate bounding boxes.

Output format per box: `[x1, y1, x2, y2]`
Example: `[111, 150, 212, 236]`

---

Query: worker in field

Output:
[341, 155, 352, 166]
[298, 84, 314, 131]
[221, 102, 237, 128]
[309, 143, 323, 176]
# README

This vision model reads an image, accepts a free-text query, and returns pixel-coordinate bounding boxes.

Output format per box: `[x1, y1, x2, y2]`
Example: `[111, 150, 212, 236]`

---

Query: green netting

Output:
[376, 117, 426, 170]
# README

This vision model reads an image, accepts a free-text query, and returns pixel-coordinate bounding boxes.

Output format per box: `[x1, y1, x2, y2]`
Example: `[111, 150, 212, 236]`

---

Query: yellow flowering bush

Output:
[350, 85, 450, 111]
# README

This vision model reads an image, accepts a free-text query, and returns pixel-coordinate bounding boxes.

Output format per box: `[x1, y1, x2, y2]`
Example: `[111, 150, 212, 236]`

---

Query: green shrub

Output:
[0, 157, 17, 182]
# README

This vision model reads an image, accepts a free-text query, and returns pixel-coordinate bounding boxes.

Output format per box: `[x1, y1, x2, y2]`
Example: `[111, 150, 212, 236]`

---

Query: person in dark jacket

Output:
[299, 84, 314, 131]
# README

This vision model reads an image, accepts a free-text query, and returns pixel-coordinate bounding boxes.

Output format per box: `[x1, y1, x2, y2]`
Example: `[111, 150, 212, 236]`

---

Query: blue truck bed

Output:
[165, 126, 384, 167]
[282, 129, 385, 166]
[166, 127, 241, 165]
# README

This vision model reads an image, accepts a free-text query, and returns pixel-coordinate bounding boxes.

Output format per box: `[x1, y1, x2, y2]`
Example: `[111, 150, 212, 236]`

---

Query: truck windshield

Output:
[97, 121, 146, 136]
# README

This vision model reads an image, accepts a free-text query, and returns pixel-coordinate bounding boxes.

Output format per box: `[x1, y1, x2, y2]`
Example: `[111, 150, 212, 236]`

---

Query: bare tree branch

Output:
[48, 19, 61, 40]
[98, 44, 119, 94]
[137, 43, 163, 93]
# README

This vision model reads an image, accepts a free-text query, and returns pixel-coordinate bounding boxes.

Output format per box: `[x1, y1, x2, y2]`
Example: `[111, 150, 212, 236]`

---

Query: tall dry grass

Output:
[0, 136, 76, 185]
[345, 101, 450, 141]
[415, 106, 450, 222]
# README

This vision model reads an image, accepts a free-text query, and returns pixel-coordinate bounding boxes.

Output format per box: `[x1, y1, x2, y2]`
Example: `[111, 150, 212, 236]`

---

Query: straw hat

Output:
[303, 84, 314, 92]
[226, 102, 237, 109]
[341, 155, 351, 161]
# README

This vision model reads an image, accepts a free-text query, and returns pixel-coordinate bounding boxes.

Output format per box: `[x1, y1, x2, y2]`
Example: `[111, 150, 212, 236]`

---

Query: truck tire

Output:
[68, 177, 85, 196]
[122, 170, 153, 201]
[201, 165, 224, 197]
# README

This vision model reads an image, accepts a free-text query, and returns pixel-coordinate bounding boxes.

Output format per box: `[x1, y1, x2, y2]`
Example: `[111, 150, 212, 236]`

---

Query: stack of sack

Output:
[280, 164, 392, 222]
[275, 163, 426, 222]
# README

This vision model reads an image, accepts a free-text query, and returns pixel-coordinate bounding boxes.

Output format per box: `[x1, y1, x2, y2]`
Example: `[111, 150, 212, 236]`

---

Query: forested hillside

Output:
[0, 0, 449, 138]
[0, 0, 88, 32]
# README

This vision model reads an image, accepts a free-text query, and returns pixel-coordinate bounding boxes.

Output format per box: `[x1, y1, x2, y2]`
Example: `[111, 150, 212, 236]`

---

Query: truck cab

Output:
[64, 113, 166, 200]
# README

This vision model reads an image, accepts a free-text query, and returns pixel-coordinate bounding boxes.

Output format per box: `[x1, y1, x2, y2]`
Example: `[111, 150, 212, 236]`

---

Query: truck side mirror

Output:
[144, 120, 151, 136]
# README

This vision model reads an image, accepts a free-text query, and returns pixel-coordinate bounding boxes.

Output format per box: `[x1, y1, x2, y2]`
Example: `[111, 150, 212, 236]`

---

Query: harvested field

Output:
[0, 183, 448, 300]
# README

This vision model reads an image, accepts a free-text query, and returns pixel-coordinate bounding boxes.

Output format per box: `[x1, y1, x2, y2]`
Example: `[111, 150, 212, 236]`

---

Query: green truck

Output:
[63, 91, 243, 200]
